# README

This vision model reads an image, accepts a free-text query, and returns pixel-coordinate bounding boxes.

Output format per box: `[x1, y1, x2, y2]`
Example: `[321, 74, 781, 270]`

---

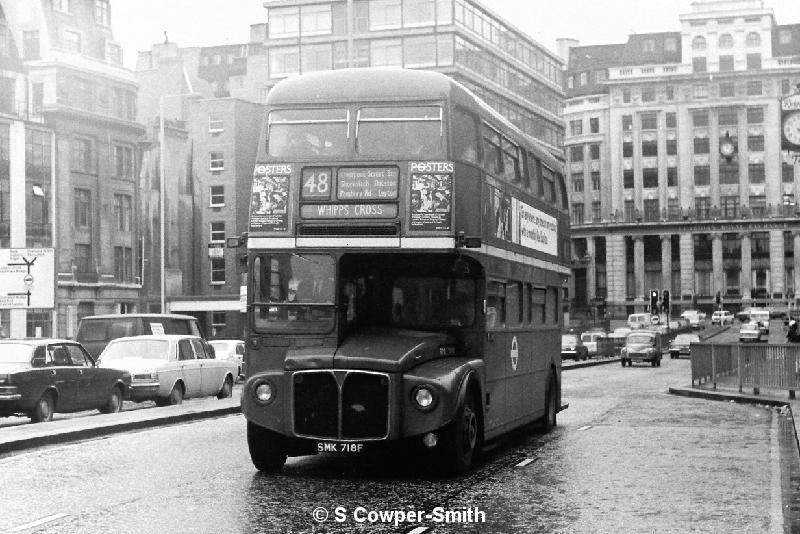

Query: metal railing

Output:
[691, 342, 800, 398]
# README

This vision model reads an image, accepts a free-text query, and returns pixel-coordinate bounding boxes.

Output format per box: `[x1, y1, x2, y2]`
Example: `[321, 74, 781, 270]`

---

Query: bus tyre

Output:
[541, 373, 557, 433]
[442, 389, 480, 475]
[247, 421, 287, 473]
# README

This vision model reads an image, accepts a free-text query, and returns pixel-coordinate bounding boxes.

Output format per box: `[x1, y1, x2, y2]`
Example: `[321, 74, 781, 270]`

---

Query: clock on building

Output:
[783, 111, 800, 148]
[719, 133, 736, 159]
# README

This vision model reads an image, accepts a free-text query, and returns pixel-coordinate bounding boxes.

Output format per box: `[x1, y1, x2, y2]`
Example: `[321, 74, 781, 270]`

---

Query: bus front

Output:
[241, 70, 486, 474]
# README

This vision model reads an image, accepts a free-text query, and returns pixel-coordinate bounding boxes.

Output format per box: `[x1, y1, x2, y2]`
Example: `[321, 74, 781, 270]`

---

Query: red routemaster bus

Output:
[240, 68, 570, 474]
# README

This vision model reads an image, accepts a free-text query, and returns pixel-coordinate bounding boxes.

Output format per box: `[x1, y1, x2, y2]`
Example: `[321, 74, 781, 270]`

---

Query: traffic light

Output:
[715, 291, 721, 307]
[650, 290, 659, 314]
[662, 289, 670, 314]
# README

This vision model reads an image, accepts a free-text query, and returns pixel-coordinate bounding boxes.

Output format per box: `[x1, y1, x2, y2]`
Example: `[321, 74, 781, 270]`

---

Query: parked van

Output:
[76, 314, 203, 359]
[627, 313, 654, 330]
[748, 309, 770, 335]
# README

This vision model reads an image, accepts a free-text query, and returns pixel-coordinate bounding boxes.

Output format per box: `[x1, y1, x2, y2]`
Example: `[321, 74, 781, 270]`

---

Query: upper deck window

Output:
[267, 108, 349, 158]
[356, 106, 443, 158]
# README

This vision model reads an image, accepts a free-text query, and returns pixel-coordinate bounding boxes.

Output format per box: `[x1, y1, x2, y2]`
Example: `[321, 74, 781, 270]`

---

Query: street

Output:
[1, 352, 795, 533]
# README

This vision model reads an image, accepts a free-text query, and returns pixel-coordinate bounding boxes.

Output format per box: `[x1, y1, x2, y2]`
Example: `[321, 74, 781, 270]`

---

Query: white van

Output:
[748, 309, 770, 335]
[627, 313, 653, 330]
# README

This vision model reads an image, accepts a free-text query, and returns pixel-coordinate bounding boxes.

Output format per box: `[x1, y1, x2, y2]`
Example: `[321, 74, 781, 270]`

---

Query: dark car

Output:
[620, 331, 663, 367]
[76, 313, 204, 359]
[0, 339, 131, 423]
[669, 333, 700, 359]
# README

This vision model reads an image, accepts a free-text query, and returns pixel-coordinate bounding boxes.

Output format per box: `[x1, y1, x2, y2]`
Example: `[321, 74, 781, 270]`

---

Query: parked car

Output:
[208, 339, 245, 378]
[608, 327, 632, 355]
[735, 308, 753, 323]
[627, 313, 654, 330]
[561, 334, 589, 361]
[738, 321, 762, 343]
[620, 331, 663, 367]
[748, 309, 770, 335]
[669, 333, 700, 359]
[710, 310, 734, 325]
[580, 331, 606, 357]
[98, 335, 237, 405]
[683, 311, 706, 329]
[0, 339, 131, 423]
[76, 313, 204, 359]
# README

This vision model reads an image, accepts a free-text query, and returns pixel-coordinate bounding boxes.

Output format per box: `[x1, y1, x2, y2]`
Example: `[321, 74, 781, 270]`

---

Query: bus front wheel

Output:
[441, 388, 480, 475]
[247, 421, 287, 473]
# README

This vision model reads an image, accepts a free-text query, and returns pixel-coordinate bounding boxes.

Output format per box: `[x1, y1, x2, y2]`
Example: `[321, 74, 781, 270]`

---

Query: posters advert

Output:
[484, 184, 558, 256]
[409, 161, 453, 231]
[249, 164, 291, 232]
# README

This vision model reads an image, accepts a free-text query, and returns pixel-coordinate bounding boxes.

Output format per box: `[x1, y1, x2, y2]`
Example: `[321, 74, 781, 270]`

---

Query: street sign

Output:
[0, 248, 55, 309]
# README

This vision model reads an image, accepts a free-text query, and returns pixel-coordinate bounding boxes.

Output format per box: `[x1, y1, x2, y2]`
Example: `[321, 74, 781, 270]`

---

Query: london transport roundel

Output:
[510, 336, 519, 371]
[783, 111, 800, 147]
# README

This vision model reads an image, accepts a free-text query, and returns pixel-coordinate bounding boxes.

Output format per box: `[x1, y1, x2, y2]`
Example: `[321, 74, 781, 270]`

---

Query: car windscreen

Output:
[562, 336, 578, 345]
[77, 320, 108, 342]
[101, 340, 170, 361]
[209, 342, 229, 355]
[0, 344, 34, 364]
[674, 335, 699, 343]
[627, 334, 653, 344]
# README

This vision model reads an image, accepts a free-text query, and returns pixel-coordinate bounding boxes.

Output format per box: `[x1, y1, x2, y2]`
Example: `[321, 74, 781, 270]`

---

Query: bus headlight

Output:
[254, 380, 276, 405]
[412, 385, 437, 411]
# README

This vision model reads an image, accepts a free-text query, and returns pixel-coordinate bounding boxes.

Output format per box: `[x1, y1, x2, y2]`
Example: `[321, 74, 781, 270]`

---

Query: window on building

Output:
[301, 3, 331, 35]
[746, 81, 762, 95]
[112, 194, 131, 232]
[114, 246, 132, 282]
[210, 152, 224, 171]
[71, 138, 92, 173]
[591, 171, 600, 190]
[370, 38, 402, 66]
[694, 165, 710, 185]
[640, 112, 657, 130]
[696, 197, 711, 218]
[719, 162, 739, 184]
[622, 115, 633, 131]
[211, 258, 226, 284]
[571, 203, 584, 225]
[665, 37, 677, 52]
[208, 115, 225, 133]
[718, 55, 734, 72]
[746, 32, 761, 47]
[784, 162, 796, 183]
[269, 47, 300, 77]
[782, 79, 792, 95]
[570, 145, 583, 162]
[23, 30, 40, 60]
[718, 33, 734, 48]
[718, 108, 737, 126]
[94, 0, 110, 26]
[748, 163, 765, 183]
[644, 199, 659, 221]
[783, 194, 796, 216]
[592, 201, 601, 222]
[721, 195, 739, 218]
[63, 29, 81, 53]
[693, 137, 709, 154]
[53, 0, 72, 13]
[665, 112, 676, 128]
[780, 29, 793, 44]
[668, 198, 679, 219]
[210, 185, 225, 206]
[622, 89, 631, 103]
[589, 143, 600, 160]
[692, 110, 709, 127]
[569, 119, 582, 136]
[693, 57, 707, 73]
[106, 42, 122, 64]
[403, 0, 435, 26]
[746, 53, 761, 70]
[693, 84, 708, 99]
[370, 0, 401, 30]
[623, 169, 634, 189]
[747, 107, 763, 124]
[747, 135, 764, 152]
[666, 139, 677, 155]
[624, 200, 635, 222]
[749, 195, 766, 217]
[210, 222, 226, 242]
[269, 6, 300, 37]
[402, 35, 436, 67]
[642, 140, 658, 157]
[719, 82, 735, 97]
[301, 43, 333, 72]
[113, 145, 133, 179]
[74, 243, 92, 273]
[666, 85, 674, 101]
[643, 168, 658, 188]
[572, 174, 584, 192]
[74, 189, 91, 228]
[667, 166, 677, 187]
[692, 35, 706, 50]
[641, 87, 655, 102]
[589, 117, 599, 133]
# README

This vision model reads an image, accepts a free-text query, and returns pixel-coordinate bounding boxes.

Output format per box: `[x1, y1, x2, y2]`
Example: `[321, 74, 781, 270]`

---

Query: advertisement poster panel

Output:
[484, 184, 558, 256]
[249, 164, 291, 232]
[409, 161, 453, 231]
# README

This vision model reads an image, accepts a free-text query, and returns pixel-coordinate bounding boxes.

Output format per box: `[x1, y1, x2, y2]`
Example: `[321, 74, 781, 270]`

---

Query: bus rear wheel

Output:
[247, 422, 287, 473]
[441, 389, 480, 475]
[541, 373, 557, 432]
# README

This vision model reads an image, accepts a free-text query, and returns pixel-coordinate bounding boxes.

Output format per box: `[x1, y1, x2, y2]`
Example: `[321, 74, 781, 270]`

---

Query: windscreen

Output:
[101, 339, 170, 361]
[357, 106, 444, 158]
[627, 334, 653, 345]
[0, 344, 34, 364]
[267, 109, 349, 158]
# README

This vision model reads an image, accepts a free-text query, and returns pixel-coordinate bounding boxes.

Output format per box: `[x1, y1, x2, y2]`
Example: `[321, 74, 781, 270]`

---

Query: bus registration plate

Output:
[317, 442, 365, 453]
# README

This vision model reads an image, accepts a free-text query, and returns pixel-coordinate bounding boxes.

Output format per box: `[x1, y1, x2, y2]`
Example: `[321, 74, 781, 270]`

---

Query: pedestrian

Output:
[787, 320, 800, 343]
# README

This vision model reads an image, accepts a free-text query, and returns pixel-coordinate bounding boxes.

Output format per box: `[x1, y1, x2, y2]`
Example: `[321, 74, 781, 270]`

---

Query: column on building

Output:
[769, 230, 784, 298]
[679, 233, 694, 299]
[794, 232, 800, 300]
[711, 233, 723, 297]
[740, 233, 752, 301]
[660, 234, 672, 296]
[634, 235, 645, 301]
[606, 234, 626, 305]
[586, 237, 596, 301]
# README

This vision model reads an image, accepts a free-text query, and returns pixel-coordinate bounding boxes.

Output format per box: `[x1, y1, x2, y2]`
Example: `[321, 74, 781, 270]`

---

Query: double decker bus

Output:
[240, 68, 570, 474]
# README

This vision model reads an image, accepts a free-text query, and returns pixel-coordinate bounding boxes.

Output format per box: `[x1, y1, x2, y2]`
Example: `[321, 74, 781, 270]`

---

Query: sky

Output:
[113, 0, 800, 70]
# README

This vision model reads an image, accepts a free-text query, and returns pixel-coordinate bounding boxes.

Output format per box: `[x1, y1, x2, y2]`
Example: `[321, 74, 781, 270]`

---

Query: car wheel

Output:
[217, 376, 233, 399]
[30, 391, 55, 423]
[99, 385, 123, 414]
[164, 383, 184, 405]
[651, 360, 657, 367]
[441, 386, 481, 475]
[621, 359, 627, 367]
[247, 421, 287, 472]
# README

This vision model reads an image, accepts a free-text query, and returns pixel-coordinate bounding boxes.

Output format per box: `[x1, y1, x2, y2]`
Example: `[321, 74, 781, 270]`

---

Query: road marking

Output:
[406, 527, 430, 534]
[578, 425, 592, 431]
[515, 458, 536, 467]
[8, 513, 70, 532]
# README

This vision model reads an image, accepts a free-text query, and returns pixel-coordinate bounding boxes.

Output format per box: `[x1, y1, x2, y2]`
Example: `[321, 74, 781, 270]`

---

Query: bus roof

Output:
[265, 68, 562, 170]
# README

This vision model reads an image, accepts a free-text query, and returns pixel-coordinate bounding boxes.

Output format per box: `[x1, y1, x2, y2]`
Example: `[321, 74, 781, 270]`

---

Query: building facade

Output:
[564, 0, 800, 319]
[1, 0, 143, 338]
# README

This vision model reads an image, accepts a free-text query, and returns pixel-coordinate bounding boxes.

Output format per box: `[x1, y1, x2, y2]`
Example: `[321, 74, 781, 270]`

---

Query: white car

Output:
[711, 310, 734, 325]
[580, 331, 606, 357]
[209, 339, 245, 378]
[683, 311, 706, 329]
[98, 335, 238, 405]
[739, 321, 762, 343]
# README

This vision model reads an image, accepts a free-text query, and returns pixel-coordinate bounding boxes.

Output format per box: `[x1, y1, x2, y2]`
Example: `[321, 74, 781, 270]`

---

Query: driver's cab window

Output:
[486, 281, 506, 328]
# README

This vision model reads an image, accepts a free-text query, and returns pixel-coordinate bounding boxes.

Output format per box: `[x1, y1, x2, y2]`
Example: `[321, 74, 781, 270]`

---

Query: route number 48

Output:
[302, 168, 332, 199]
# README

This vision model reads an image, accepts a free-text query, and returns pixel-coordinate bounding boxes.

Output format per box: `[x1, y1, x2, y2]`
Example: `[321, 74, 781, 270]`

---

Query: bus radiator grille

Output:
[341, 373, 389, 439]
[293, 373, 339, 438]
